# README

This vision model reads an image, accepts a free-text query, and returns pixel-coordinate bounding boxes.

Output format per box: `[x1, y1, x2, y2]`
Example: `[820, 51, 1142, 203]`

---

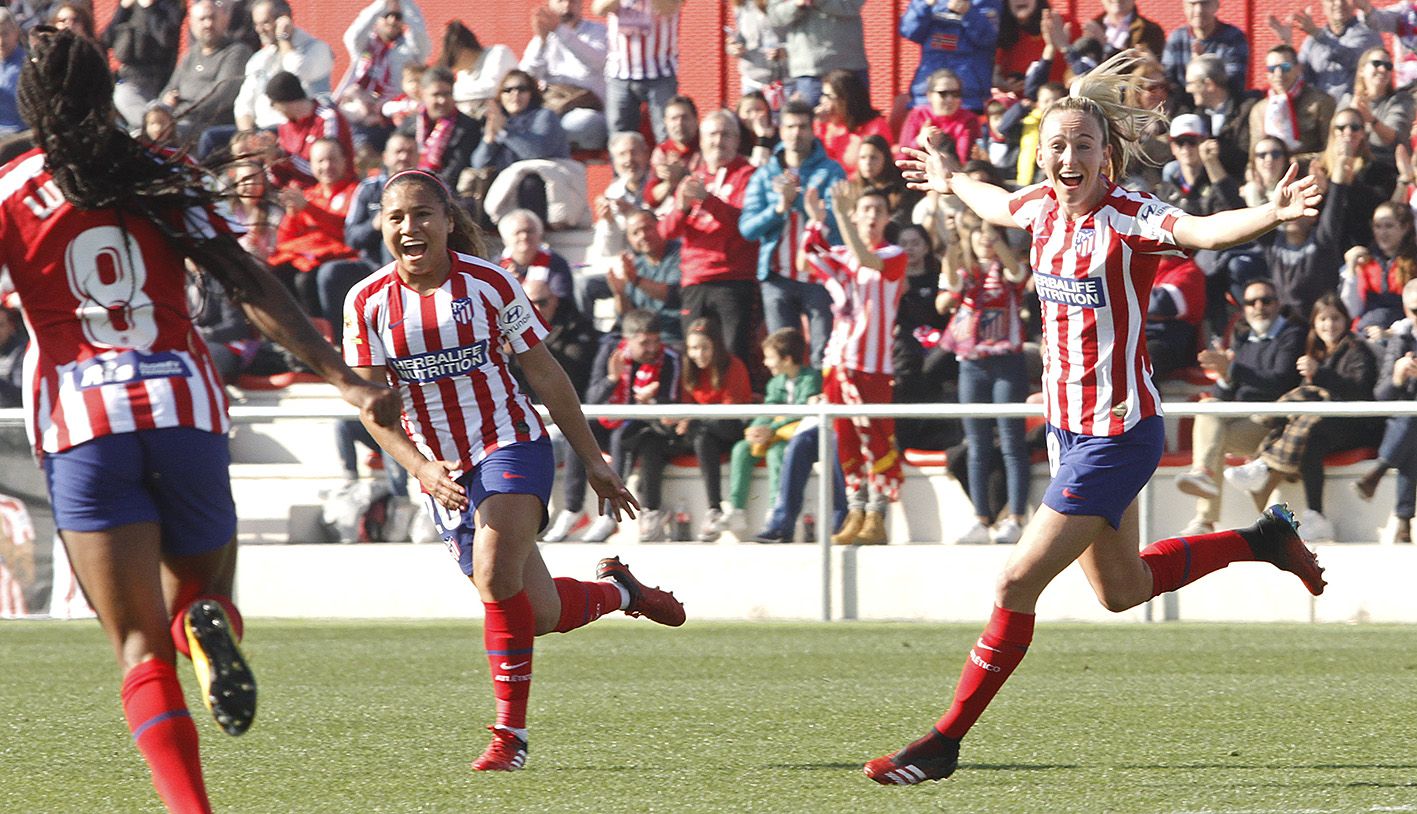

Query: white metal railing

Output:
[4, 399, 1416, 621]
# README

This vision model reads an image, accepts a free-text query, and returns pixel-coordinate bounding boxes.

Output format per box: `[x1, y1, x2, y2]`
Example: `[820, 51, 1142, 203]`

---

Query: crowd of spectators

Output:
[6, 0, 1417, 545]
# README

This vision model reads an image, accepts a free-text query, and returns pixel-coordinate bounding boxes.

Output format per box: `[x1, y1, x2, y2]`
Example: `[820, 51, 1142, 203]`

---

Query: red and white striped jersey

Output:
[1008, 180, 1187, 436]
[343, 252, 550, 470]
[801, 223, 907, 375]
[606, 0, 678, 81]
[0, 149, 232, 456]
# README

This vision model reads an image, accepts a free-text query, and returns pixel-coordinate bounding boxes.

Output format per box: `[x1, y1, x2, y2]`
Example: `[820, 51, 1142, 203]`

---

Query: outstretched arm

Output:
[1172, 164, 1322, 250]
[519, 342, 640, 521]
[898, 139, 1015, 228]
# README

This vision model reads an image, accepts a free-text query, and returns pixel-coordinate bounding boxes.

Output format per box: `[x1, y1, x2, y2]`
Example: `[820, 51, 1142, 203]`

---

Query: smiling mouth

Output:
[400, 239, 428, 260]
[1058, 171, 1083, 188]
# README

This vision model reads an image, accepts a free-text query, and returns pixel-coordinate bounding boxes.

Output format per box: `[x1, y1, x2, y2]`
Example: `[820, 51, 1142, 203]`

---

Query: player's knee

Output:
[994, 566, 1043, 609]
[1093, 582, 1145, 614]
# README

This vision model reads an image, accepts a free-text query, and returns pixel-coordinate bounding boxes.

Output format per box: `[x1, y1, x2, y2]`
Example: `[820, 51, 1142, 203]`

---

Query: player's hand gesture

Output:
[1272, 163, 1322, 223]
[898, 139, 955, 196]
[343, 378, 401, 428]
[587, 460, 640, 522]
[418, 460, 468, 511]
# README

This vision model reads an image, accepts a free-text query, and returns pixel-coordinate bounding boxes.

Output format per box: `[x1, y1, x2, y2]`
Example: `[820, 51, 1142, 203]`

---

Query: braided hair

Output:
[19, 28, 267, 299]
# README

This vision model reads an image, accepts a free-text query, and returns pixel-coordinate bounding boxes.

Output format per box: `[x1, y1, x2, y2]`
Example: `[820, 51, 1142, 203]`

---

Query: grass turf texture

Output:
[3, 621, 1415, 814]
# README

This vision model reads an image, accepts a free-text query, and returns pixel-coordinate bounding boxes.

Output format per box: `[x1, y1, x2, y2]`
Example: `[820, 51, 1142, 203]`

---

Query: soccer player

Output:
[799, 181, 907, 545]
[0, 30, 400, 814]
[868, 50, 1328, 786]
[343, 168, 686, 773]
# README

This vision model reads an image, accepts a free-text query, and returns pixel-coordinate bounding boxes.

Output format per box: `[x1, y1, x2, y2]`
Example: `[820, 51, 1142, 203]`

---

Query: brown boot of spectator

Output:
[1354, 463, 1387, 501]
[832, 510, 864, 545]
[855, 511, 888, 545]
[1396, 517, 1412, 544]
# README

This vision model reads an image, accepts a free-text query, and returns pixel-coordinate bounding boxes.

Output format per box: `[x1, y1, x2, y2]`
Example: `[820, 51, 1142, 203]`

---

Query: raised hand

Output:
[1272, 163, 1322, 222]
[897, 143, 955, 195]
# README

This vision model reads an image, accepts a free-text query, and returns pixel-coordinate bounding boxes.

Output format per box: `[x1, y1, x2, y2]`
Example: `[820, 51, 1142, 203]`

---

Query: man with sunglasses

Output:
[337, 0, 430, 148]
[1269, 0, 1381, 102]
[1176, 279, 1306, 535]
[1249, 43, 1336, 159]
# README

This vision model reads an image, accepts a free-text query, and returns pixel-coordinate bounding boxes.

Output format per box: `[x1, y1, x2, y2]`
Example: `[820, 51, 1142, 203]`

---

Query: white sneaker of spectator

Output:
[954, 522, 991, 545]
[990, 518, 1023, 545]
[1223, 459, 1271, 495]
[542, 509, 587, 542]
[724, 506, 748, 538]
[1298, 509, 1335, 543]
[1175, 470, 1220, 497]
[1177, 516, 1215, 536]
[582, 514, 618, 543]
[698, 507, 728, 542]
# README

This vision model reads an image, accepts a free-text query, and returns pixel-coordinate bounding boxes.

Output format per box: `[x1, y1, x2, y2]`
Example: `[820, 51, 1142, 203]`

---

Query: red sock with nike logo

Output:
[1140, 528, 1254, 596]
[933, 605, 1034, 741]
[551, 578, 624, 633]
[484, 590, 534, 730]
[121, 659, 211, 814]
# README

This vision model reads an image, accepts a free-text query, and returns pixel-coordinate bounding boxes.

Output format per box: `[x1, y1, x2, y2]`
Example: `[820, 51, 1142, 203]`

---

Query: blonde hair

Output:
[1039, 49, 1169, 180]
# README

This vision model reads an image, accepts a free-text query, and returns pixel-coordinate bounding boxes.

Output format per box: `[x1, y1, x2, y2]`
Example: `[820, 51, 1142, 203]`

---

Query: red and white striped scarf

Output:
[351, 35, 396, 96]
[1264, 79, 1305, 151]
[416, 111, 457, 172]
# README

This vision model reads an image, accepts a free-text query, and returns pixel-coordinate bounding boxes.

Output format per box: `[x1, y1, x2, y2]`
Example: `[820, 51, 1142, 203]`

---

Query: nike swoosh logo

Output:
[499, 661, 529, 670]
[1062, 488, 1082, 500]
[501, 472, 525, 480]
[388, 317, 405, 330]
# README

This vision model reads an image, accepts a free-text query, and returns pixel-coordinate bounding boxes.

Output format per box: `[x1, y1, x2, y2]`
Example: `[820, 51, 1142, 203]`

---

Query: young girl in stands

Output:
[941, 209, 1032, 545]
[675, 316, 753, 540]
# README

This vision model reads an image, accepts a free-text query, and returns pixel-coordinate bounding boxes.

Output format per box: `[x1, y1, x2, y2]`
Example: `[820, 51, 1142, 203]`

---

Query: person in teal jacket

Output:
[739, 98, 846, 366]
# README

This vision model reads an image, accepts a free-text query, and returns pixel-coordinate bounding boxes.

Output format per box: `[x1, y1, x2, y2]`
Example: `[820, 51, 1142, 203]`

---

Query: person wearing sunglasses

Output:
[1183, 53, 1254, 178]
[1249, 43, 1337, 160]
[336, 0, 430, 143]
[1318, 107, 1388, 246]
[1337, 46, 1414, 182]
[899, 67, 979, 166]
[1175, 279, 1308, 535]
[1267, 0, 1381, 101]
[470, 69, 571, 226]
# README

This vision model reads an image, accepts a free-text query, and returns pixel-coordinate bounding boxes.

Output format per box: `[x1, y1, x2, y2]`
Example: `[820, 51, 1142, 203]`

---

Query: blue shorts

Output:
[43, 427, 237, 557]
[1042, 416, 1164, 530]
[423, 437, 554, 576]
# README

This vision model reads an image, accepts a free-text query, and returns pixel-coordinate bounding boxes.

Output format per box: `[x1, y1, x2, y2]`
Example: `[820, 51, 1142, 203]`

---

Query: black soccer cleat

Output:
[184, 599, 257, 736]
[864, 733, 960, 785]
[1246, 503, 1327, 596]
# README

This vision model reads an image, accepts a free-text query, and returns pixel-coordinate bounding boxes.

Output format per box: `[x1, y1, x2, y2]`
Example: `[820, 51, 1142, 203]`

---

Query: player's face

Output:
[382, 182, 452, 284]
[1038, 109, 1112, 216]
[685, 333, 714, 370]
[852, 195, 890, 242]
[1312, 305, 1346, 346]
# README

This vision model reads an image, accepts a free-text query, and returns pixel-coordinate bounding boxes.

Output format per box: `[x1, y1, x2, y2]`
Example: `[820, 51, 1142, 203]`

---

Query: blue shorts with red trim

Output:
[42, 427, 237, 557]
[1042, 416, 1164, 530]
[423, 437, 554, 576]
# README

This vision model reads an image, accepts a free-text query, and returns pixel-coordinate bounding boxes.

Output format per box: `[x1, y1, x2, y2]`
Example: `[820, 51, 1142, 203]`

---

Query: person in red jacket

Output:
[1147, 254, 1207, 378]
[674, 315, 753, 540]
[660, 109, 762, 374]
[269, 137, 367, 327]
[267, 71, 356, 189]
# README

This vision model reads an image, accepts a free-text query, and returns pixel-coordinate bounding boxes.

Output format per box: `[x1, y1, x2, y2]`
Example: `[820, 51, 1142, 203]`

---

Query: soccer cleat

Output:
[183, 599, 256, 736]
[1246, 503, 1327, 596]
[595, 555, 686, 627]
[863, 735, 960, 786]
[471, 725, 527, 772]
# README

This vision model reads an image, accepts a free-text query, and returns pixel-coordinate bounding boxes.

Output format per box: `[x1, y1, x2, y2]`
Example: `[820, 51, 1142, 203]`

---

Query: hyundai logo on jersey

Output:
[389, 340, 491, 383]
[70, 350, 192, 389]
[1034, 271, 1106, 308]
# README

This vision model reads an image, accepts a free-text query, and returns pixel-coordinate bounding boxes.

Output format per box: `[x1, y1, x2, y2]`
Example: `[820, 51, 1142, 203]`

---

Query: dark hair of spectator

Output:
[423, 65, 455, 89]
[857, 134, 903, 187]
[856, 186, 892, 211]
[998, 0, 1048, 50]
[621, 308, 659, 337]
[497, 69, 543, 110]
[1268, 43, 1299, 63]
[1373, 200, 1417, 289]
[665, 94, 699, 119]
[1304, 293, 1353, 363]
[382, 170, 488, 257]
[962, 159, 1005, 186]
[49, 1, 94, 39]
[822, 69, 879, 130]
[439, 21, 482, 68]
[762, 327, 806, 366]
[780, 98, 814, 121]
[682, 316, 730, 392]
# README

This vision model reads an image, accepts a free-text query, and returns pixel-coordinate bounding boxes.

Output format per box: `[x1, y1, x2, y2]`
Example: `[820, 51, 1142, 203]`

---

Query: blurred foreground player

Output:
[869, 50, 1328, 786]
[0, 29, 400, 813]
[343, 168, 685, 772]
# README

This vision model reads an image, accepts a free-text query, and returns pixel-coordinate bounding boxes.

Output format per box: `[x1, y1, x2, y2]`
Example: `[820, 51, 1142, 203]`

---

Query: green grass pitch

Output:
[3, 620, 1415, 814]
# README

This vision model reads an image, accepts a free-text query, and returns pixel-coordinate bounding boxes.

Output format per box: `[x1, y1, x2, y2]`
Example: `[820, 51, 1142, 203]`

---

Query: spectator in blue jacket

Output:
[899, 0, 1002, 113]
[739, 99, 846, 366]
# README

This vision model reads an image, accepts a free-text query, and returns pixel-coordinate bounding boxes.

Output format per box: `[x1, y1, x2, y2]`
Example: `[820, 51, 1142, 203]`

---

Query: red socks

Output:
[1140, 528, 1255, 597]
[483, 591, 535, 731]
[551, 578, 623, 633]
[170, 594, 243, 660]
[121, 659, 211, 814]
[934, 605, 1035, 741]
